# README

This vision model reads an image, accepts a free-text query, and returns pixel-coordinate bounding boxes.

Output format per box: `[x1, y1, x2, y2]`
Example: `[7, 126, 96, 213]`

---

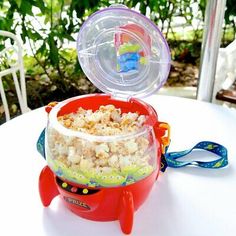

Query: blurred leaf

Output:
[139, 2, 146, 15]
[33, 0, 46, 13]
[27, 30, 43, 41]
[48, 34, 59, 66]
[63, 32, 75, 41]
[36, 42, 47, 55]
[44, 14, 51, 24]
[20, 1, 33, 15]
[0, 105, 4, 114]
[2, 79, 10, 91]
[225, 0, 236, 24]
[0, 16, 13, 31]
[11, 104, 18, 113]
[14, 0, 22, 8]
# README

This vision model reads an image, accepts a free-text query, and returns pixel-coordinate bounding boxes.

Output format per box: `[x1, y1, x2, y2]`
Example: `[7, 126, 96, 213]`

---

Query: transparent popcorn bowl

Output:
[46, 94, 162, 188]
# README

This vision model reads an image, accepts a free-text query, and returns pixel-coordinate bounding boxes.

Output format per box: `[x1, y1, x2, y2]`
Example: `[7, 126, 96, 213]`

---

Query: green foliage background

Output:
[0, 0, 236, 118]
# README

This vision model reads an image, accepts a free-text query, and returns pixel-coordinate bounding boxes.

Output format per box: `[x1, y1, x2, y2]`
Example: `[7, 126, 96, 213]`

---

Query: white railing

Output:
[0, 30, 28, 121]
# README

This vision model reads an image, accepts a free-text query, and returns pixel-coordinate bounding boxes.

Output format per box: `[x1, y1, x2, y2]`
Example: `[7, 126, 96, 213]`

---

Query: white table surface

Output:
[0, 95, 236, 236]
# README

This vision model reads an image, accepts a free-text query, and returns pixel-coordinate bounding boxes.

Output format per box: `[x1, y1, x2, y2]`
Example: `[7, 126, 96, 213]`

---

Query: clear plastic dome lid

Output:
[77, 5, 171, 100]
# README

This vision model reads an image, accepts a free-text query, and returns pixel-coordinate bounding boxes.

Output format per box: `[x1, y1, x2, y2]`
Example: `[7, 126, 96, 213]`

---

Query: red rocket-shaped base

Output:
[39, 165, 159, 234]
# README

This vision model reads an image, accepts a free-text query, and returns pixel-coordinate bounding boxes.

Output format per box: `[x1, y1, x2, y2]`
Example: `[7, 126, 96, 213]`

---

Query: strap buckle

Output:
[158, 122, 171, 154]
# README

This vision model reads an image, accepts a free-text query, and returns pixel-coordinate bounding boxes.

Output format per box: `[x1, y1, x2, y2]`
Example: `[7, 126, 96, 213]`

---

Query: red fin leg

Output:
[39, 166, 59, 206]
[119, 191, 134, 234]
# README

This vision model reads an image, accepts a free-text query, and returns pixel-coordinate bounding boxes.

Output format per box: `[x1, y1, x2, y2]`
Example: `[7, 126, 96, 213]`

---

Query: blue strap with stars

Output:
[161, 141, 228, 172]
[37, 128, 46, 159]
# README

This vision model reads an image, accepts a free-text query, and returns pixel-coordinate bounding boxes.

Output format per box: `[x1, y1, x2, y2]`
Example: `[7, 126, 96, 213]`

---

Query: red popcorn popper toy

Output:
[37, 5, 171, 234]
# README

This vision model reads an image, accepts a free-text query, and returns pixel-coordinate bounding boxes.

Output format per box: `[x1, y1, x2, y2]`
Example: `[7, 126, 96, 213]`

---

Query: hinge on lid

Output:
[111, 92, 132, 102]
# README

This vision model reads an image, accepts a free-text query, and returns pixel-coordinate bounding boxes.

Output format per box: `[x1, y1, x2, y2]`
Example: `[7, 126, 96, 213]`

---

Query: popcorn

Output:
[57, 105, 146, 135]
[79, 157, 94, 171]
[137, 115, 146, 125]
[124, 139, 138, 154]
[109, 142, 119, 153]
[111, 109, 121, 122]
[67, 146, 80, 164]
[95, 143, 110, 158]
[119, 155, 132, 168]
[47, 104, 156, 187]
[108, 155, 119, 168]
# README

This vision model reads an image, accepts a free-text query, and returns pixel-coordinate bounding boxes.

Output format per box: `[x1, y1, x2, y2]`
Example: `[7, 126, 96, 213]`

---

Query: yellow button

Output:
[82, 189, 89, 194]
[62, 182, 68, 188]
